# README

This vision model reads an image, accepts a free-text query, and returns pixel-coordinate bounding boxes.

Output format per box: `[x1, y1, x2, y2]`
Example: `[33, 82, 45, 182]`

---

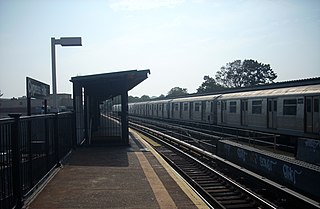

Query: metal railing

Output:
[0, 112, 75, 209]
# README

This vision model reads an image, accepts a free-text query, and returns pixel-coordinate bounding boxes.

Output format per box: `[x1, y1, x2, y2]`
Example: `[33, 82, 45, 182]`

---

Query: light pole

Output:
[51, 37, 82, 112]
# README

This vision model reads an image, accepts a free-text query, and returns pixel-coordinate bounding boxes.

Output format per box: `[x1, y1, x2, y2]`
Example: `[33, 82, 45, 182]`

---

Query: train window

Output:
[229, 101, 236, 113]
[174, 103, 179, 111]
[183, 103, 188, 111]
[252, 100, 262, 114]
[283, 99, 297, 115]
[314, 99, 319, 112]
[195, 103, 201, 111]
[274, 101, 277, 111]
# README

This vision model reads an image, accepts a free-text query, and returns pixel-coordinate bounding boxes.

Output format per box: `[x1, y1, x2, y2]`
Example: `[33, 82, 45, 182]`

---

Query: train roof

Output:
[220, 83, 320, 100]
[171, 95, 220, 103]
[129, 99, 171, 105]
[147, 99, 172, 104]
[128, 79, 320, 104]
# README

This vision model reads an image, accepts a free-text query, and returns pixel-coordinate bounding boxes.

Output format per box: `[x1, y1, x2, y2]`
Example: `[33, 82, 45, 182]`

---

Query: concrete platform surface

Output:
[26, 132, 208, 209]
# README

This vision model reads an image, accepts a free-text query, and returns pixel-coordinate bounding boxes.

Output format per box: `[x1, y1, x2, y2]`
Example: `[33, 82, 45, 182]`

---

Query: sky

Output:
[0, 0, 319, 99]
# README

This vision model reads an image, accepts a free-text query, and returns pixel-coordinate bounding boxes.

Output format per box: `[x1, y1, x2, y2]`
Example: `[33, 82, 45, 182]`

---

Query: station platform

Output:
[25, 131, 208, 209]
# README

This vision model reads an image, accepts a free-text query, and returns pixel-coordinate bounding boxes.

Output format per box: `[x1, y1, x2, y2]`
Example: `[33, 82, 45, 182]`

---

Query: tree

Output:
[197, 76, 226, 93]
[140, 95, 151, 101]
[128, 96, 141, 103]
[167, 87, 188, 97]
[215, 59, 277, 88]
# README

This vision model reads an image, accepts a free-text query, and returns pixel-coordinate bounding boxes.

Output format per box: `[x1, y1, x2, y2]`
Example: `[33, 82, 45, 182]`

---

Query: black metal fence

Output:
[0, 112, 75, 209]
[90, 96, 123, 145]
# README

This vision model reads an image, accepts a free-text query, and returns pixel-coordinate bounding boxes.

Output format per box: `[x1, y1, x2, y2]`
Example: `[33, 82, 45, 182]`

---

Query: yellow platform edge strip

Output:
[130, 129, 209, 209]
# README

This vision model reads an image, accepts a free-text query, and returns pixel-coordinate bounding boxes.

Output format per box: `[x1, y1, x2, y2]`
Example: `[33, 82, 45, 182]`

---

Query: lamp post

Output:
[51, 37, 82, 112]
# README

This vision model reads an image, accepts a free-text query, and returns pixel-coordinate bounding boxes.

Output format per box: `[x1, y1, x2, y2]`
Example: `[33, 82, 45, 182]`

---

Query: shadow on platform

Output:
[67, 134, 145, 167]
[65, 146, 130, 167]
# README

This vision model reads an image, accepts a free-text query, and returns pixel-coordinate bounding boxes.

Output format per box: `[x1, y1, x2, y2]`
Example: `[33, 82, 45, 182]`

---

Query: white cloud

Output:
[109, 0, 185, 11]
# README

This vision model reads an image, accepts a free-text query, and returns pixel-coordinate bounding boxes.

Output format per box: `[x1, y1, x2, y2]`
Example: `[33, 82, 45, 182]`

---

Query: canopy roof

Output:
[70, 69, 150, 100]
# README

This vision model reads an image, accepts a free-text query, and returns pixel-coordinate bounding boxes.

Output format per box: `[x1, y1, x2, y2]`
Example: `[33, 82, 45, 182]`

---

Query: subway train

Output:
[114, 78, 320, 139]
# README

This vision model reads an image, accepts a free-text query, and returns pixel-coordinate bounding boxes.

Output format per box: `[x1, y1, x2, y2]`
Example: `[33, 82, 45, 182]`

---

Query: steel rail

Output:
[129, 116, 293, 153]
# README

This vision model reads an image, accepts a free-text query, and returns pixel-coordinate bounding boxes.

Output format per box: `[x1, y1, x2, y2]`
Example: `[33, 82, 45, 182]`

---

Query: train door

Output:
[161, 103, 164, 118]
[151, 104, 154, 117]
[190, 102, 193, 120]
[241, 100, 248, 126]
[179, 102, 183, 119]
[201, 101, 206, 121]
[211, 101, 217, 124]
[166, 103, 170, 119]
[305, 96, 320, 133]
[268, 98, 277, 129]
[221, 101, 226, 123]
[146, 104, 149, 116]
[171, 103, 174, 118]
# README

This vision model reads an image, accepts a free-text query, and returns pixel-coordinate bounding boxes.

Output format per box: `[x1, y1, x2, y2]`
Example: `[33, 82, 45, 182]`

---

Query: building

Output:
[0, 94, 73, 118]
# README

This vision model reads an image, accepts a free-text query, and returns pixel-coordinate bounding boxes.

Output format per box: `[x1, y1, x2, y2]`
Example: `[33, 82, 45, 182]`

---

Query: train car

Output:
[123, 79, 320, 138]
[216, 84, 320, 136]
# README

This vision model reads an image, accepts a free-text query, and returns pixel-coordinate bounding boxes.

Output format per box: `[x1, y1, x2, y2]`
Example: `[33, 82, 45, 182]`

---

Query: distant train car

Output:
[112, 104, 121, 113]
[170, 95, 219, 123]
[149, 99, 171, 118]
[124, 80, 320, 138]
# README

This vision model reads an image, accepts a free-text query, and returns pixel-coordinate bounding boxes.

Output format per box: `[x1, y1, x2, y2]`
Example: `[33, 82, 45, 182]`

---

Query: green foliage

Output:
[128, 95, 151, 103]
[140, 95, 151, 101]
[197, 76, 226, 93]
[215, 59, 277, 88]
[128, 96, 140, 103]
[167, 87, 188, 97]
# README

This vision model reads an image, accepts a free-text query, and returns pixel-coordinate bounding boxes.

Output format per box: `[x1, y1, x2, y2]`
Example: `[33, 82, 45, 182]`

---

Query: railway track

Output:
[129, 116, 293, 155]
[129, 120, 320, 209]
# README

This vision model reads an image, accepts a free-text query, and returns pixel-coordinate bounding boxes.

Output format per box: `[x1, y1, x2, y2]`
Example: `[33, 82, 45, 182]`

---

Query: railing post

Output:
[72, 111, 77, 148]
[54, 113, 61, 167]
[9, 113, 23, 209]
[273, 134, 277, 152]
[45, 114, 50, 172]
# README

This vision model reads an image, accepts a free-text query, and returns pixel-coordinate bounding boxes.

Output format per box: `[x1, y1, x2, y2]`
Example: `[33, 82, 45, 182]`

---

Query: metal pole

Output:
[121, 92, 129, 145]
[26, 77, 31, 116]
[51, 37, 58, 112]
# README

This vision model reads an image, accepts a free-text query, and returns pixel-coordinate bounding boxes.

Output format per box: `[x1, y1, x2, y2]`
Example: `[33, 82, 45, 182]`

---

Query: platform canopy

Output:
[70, 69, 150, 100]
[70, 69, 150, 146]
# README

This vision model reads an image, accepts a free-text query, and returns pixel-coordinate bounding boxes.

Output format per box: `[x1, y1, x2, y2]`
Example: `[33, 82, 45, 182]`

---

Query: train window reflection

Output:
[283, 99, 297, 115]
[252, 100, 262, 114]
[229, 101, 236, 113]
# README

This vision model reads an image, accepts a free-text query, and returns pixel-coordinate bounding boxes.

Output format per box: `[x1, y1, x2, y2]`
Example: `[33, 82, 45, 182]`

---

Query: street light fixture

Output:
[51, 37, 82, 112]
